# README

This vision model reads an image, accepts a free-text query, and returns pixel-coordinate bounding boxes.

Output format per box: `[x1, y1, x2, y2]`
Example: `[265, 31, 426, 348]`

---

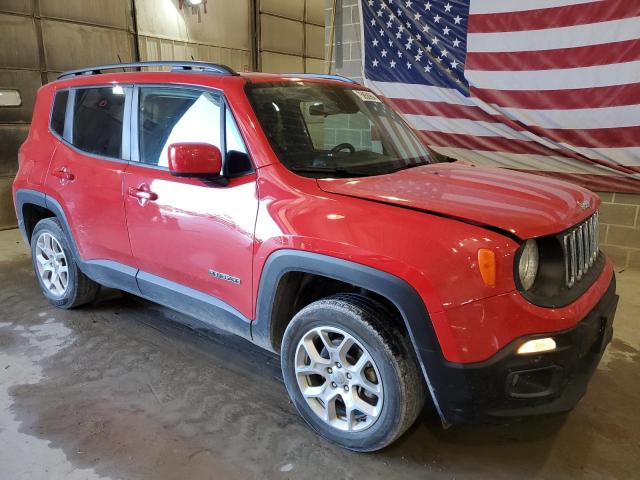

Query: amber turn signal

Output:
[477, 249, 496, 286]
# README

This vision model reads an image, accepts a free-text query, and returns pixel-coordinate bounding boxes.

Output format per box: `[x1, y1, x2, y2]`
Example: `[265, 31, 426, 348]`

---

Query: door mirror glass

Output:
[168, 143, 222, 178]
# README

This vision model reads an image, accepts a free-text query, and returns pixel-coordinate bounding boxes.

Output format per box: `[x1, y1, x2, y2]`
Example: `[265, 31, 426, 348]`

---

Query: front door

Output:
[123, 86, 258, 319]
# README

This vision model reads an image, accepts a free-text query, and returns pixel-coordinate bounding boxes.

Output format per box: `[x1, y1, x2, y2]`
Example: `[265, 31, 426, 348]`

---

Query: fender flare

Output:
[251, 249, 453, 421]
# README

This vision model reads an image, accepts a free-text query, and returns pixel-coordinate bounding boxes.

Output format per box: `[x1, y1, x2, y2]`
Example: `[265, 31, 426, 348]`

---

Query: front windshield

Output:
[246, 82, 438, 178]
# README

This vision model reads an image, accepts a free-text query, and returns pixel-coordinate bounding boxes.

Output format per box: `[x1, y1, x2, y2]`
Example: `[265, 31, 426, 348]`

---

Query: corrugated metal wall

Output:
[0, 0, 327, 229]
[0, 0, 136, 229]
[135, 0, 252, 71]
[258, 0, 325, 73]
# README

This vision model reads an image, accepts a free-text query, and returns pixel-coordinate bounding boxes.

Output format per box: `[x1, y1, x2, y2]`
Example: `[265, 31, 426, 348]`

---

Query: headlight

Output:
[518, 239, 539, 291]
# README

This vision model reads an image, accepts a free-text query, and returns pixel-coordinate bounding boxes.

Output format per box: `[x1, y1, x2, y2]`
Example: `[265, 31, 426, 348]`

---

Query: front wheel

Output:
[281, 294, 425, 451]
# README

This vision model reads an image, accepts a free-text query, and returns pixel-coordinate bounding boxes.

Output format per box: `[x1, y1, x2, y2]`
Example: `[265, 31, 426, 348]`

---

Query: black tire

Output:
[281, 293, 425, 451]
[30, 217, 100, 308]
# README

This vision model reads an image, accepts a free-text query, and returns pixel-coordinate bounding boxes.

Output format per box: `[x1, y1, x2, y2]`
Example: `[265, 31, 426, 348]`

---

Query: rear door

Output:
[45, 85, 135, 267]
[123, 85, 258, 319]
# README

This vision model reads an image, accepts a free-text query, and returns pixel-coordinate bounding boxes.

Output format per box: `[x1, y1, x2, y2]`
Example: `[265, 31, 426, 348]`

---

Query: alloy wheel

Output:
[35, 232, 69, 297]
[294, 326, 383, 432]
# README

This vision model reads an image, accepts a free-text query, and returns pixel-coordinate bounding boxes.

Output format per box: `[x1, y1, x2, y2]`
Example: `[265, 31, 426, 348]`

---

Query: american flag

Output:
[361, 0, 640, 192]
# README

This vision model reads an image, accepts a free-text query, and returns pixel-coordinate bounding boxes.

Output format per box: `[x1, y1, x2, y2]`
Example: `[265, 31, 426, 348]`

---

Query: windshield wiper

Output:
[290, 167, 371, 177]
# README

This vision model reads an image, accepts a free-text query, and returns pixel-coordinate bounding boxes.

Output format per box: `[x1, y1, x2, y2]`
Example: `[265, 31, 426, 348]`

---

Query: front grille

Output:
[563, 212, 599, 288]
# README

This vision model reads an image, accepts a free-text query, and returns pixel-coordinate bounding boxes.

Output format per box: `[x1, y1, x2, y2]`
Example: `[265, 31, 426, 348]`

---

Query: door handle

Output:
[52, 168, 75, 181]
[127, 185, 158, 204]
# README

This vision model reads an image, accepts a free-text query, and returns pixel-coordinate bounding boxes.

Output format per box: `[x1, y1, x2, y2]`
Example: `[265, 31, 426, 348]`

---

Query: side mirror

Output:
[168, 143, 222, 179]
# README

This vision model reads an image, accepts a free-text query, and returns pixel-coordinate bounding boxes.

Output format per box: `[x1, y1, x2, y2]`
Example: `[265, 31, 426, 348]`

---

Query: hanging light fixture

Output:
[179, 0, 208, 21]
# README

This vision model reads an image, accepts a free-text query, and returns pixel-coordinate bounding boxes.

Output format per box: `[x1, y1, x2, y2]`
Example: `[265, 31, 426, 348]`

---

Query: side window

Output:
[72, 87, 126, 158]
[225, 109, 253, 176]
[50, 90, 68, 137]
[138, 87, 221, 167]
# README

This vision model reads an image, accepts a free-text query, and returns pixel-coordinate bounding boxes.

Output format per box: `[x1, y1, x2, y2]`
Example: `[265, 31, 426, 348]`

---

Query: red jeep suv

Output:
[13, 61, 618, 451]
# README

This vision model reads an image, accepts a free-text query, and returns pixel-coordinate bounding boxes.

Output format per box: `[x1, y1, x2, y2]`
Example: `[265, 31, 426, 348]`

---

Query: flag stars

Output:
[390, 59, 396, 68]
[406, 61, 412, 69]
[414, 12, 421, 20]
[370, 18, 376, 26]
[372, 58, 379, 67]
[434, 14, 441, 23]
[452, 38, 461, 48]
[432, 36, 440, 45]
[424, 1, 431, 11]
[381, 48, 388, 57]
[450, 59, 458, 69]
[405, 0, 412, 7]
[372, 38, 379, 47]
[422, 24, 430, 33]
[453, 15, 462, 25]
[368, 0, 373, 6]
[377, 9, 384, 17]
[424, 64, 432, 73]
[397, 49, 403, 57]
[440, 48, 448, 57]
[443, 26, 451, 35]
[379, 28, 384, 36]
[395, 30, 402, 38]
[444, 2, 453, 12]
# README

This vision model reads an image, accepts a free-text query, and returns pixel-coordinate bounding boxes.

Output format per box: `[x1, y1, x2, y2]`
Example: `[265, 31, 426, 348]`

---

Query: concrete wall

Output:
[324, 0, 362, 82]
[597, 192, 640, 270]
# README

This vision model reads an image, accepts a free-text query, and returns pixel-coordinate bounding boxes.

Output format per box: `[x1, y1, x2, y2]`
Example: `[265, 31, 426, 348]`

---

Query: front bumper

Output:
[432, 275, 618, 424]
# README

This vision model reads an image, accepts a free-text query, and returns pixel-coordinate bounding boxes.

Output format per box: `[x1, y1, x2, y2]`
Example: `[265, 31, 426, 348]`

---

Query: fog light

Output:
[517, 337, 556, 355]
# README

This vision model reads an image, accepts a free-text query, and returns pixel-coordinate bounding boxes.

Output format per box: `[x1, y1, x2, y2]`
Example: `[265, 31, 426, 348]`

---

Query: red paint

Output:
[13, 70, 614, 364]
[168, 142, 222, 176]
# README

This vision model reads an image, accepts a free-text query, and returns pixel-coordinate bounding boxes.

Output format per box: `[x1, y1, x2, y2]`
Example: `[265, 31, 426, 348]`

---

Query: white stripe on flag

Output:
[466, 61, 640, 91]
[366, 80, 476, 106]
[429, 146, 628, 175]
[498, 103, 640, 129]
[566, 146, 640, 165]
[469, 0, 602, 15]
[405, 114, 536, 141]
[467, 16, 640, 53]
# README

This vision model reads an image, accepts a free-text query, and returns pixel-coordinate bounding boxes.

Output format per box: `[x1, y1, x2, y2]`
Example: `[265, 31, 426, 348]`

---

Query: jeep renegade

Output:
[13, 61, 618, 451]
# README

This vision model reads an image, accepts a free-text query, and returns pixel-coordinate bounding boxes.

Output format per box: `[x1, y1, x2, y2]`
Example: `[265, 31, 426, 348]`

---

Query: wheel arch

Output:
[251, 249, 448, 421]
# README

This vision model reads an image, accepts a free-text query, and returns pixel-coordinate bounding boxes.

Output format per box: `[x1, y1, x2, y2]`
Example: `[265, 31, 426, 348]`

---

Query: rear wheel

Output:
[31, 218, 100, 308]
[281, 294, 425, 451]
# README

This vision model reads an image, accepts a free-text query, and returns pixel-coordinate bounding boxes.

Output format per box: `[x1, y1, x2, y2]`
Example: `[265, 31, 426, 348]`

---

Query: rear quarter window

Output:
[50, 90, 68, 137]
[72, 87, 126, 158]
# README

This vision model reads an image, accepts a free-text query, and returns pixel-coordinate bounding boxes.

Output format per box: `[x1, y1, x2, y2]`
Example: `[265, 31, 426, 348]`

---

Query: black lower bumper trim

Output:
[429, 275, 617, 424]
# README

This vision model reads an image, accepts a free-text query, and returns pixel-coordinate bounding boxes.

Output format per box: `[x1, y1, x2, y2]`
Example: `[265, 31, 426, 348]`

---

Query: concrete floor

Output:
[0, 228, 638, 480]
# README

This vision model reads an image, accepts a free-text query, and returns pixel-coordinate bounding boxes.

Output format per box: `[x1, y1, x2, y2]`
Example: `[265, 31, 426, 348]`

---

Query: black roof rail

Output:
[57, 61, 238, 80]
[283, 73, 360, 84]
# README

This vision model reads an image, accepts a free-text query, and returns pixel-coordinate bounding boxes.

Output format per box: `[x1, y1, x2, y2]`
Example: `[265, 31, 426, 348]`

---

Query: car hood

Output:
[316, 163, 599, 239]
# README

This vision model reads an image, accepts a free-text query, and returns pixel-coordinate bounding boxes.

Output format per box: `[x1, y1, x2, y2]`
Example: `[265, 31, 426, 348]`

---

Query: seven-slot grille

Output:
[563, 212, 599, 288]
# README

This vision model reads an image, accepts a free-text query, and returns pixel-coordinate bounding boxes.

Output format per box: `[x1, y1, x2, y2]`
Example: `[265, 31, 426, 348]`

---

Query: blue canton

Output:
[362, 0, 470, 95]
